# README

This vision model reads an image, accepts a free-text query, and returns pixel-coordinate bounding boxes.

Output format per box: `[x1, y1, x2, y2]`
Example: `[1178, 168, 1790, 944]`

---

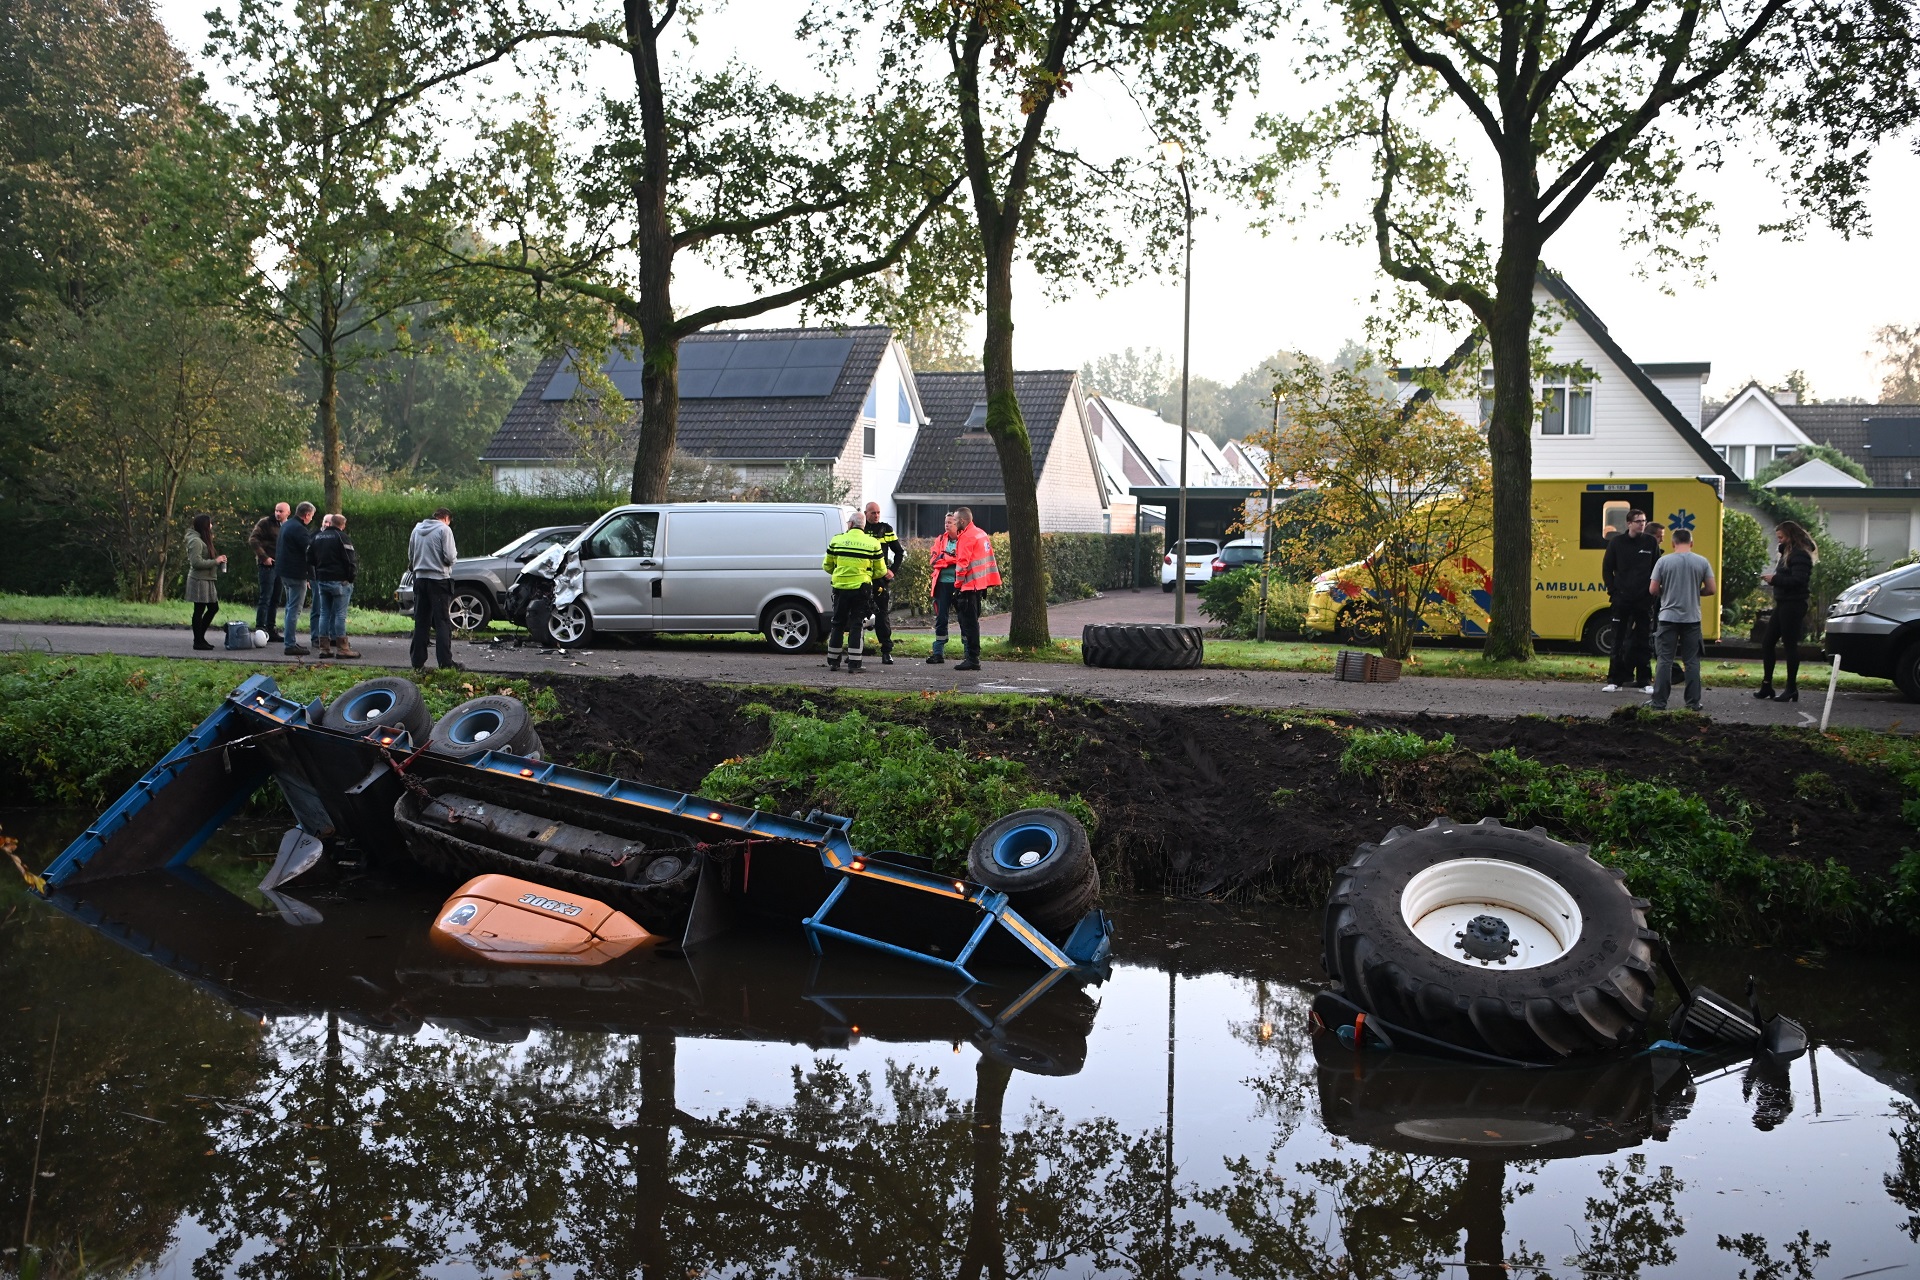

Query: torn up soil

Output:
[531, 673, 1917, 915]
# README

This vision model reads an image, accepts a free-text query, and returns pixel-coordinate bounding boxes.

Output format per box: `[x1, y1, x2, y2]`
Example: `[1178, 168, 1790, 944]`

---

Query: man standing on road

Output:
[949, 506, 1000, 673]
[309, 513, 360, 659]
[1647, 527, 1715, 713]
[823, 512, 886, 673]
[926, 511, 961, 664]
[409, 507, 461, 671]
[250, 501, 289, 643]
[1600, 508, 1658, 693]
[275, 502, 316, 656]
[862, 500, 904, 664]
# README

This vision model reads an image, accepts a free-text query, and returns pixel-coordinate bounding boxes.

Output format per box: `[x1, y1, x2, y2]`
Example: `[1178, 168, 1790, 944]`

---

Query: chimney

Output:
[1772, 389, 1799, 406]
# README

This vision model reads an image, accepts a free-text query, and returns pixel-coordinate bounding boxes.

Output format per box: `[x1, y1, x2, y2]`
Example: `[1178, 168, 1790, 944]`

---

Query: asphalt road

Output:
[9, 620, 1914, 733]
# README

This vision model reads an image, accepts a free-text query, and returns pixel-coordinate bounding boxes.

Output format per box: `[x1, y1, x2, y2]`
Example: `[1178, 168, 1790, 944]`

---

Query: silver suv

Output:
[396, 525, 583, 630]
[1823, 562, 1920, 699]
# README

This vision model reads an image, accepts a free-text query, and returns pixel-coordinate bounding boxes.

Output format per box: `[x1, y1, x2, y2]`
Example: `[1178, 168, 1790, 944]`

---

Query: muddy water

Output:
[5, 808, 1919, 1279]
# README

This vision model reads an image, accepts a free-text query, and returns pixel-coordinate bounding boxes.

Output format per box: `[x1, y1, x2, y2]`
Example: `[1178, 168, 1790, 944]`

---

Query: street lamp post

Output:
[1162, 140, 1194, 624]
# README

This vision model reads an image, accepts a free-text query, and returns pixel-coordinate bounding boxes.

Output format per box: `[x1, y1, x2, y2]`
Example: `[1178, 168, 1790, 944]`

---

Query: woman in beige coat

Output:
[184, 513, 228, 650]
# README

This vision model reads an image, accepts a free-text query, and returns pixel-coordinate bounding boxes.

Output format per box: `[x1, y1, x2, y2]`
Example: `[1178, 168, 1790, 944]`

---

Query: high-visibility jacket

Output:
[952, 524, 1001, 593]
[823, 527, 888, 590]
[928, 533, 961, 597]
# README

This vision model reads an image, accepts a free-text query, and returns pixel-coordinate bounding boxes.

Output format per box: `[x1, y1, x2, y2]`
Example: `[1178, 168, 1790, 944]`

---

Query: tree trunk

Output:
[634, 1031, 675, 1278]
[626, 0, 678, 504]
[980, 235, 1050, 647]
[1483, 243, 1538, 662]
[318, 317, 343, 514]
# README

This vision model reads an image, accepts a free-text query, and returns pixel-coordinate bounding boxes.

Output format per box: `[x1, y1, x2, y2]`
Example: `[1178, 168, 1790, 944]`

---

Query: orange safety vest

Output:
[952, 524, 1001, 593]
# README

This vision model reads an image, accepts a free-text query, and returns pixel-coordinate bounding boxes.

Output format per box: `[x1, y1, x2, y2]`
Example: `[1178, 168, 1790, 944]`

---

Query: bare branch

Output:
[1371, 79, 1493, 322]
[1374, 0, 1504, 146]
[672, 191, 859, 250]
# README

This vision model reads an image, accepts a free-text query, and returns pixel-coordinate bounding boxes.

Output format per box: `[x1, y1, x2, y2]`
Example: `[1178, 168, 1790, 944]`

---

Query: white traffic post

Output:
[1819, 655, 1843, 733]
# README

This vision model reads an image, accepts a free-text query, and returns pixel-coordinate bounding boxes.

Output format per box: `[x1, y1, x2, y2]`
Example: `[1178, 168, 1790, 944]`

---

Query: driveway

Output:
[7, 621, 1911, 732]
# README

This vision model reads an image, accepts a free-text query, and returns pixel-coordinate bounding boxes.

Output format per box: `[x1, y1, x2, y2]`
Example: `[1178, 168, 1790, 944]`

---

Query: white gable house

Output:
[1422, 274, 1737, 486]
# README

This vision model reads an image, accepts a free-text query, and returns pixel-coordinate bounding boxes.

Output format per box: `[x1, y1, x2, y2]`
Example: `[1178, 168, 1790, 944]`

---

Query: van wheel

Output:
[1894, 642, 1920, 701]
[548, 601, 593, 647]
[1582, 611, 1617, 658]
[448, 587, 493, 632]
[764, 599, 819, 653]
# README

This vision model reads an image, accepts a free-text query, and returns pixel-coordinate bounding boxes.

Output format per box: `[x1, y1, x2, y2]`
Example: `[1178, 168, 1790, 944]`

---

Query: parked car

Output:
[1218, 537, 1266, 571]
[1160, 539, 1224, 591]
[396, 525, 583, 630]
[1822, 562, 1920, 699]
[540, 503, 851, 651]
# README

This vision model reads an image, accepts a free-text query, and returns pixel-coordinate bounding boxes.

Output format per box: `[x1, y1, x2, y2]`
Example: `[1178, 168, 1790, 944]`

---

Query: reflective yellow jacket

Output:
[823, 527, 887, 590]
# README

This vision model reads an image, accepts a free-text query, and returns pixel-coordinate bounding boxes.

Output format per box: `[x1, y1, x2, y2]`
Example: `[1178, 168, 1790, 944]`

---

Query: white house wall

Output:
[1036, 397, 1109, 532]
[1648, 374, 1706, 428]
[861, 341, 920, 525]
[1701, 392, 1810, 480]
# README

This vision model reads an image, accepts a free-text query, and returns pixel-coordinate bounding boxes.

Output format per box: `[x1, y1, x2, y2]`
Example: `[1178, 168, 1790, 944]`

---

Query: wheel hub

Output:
[1454, 913, 1518, 962]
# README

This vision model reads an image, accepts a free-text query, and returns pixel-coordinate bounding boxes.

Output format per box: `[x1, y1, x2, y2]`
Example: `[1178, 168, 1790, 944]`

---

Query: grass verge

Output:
[0, 651, 557, 805]
[0, 592, 519, 636]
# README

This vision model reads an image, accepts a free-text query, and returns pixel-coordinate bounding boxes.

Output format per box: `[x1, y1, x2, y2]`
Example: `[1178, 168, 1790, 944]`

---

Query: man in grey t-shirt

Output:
[1647, 527, 1716, 712]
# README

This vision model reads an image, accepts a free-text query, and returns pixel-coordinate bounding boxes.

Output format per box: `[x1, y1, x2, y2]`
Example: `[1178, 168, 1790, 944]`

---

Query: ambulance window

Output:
[1580, 492, 1652, 549]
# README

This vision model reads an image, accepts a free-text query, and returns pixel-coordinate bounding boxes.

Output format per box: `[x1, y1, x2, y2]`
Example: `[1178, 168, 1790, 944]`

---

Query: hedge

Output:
[0, 475, 609, 607]
[891, 530, 1164, 615]
[1, 475, 1165, 615]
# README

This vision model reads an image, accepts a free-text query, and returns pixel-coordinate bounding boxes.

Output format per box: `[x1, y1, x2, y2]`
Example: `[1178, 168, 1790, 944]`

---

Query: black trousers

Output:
[867, 583, 893, 654]
[411, 576, 455, 668]
[828, 587, 870, 664]
[1762, 598, 1809, 686]
[192, 600, 220, 643]
[255, 563, 282, 633]
[1607, 595, 1655, 685]
[955, 590, 982, 660]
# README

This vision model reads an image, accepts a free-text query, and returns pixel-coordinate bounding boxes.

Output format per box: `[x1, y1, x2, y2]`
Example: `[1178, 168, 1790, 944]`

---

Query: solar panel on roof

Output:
[542, 335, 857, 401]
[1867, 418, 1920, 458]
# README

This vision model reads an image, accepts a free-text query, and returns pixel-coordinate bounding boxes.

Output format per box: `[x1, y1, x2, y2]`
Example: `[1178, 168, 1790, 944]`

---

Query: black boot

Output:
[1753, 681, 1775, 699]
[1774, 682, 1799, 702]
[880, 648, 893, 665]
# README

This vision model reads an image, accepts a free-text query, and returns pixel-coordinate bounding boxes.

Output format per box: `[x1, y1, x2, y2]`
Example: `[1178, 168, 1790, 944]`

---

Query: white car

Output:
[1160, 539, 1224, 591]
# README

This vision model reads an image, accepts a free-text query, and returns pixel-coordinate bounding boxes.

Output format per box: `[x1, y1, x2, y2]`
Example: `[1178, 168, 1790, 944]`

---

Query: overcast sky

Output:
[156, 0, 1920, 402]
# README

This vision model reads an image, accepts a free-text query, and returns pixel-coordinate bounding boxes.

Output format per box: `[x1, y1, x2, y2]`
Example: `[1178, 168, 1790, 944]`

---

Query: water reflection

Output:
[5, 820, 1920, 1278]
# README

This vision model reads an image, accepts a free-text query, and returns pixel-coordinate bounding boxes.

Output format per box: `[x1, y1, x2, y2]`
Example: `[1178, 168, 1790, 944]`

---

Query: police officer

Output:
[823, 513, 887, 673]
[862, 500, 905, 664]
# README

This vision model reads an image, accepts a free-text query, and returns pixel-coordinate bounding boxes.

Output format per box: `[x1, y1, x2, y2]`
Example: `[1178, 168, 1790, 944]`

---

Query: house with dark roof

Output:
[896, 370, 1109, 538]
[1705, 384, 1920, 568]
[480, 325, 927, 524]
[1414, 273, 1737, 486]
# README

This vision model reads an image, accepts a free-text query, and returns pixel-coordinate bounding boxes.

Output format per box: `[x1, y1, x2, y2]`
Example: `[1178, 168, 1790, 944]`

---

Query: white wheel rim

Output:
[1401, 857, 1583, 970]
[449, 595, 487, 631]
[550, 605, 587, 644]
[769, 608, 810, 649]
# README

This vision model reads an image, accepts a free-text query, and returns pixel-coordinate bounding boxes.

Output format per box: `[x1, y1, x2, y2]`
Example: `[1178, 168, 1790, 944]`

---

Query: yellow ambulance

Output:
[1302, 477, 1725, 654]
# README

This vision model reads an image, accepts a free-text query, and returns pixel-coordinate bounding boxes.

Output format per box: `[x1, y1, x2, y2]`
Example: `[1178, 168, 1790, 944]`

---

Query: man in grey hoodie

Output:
[408, 507, 461, 671]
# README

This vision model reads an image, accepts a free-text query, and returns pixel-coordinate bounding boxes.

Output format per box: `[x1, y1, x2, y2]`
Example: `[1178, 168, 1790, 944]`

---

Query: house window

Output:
[898, 385, 913, 425]
[1724, 444, 1748, 477]
[1479, 370, 1495, 427]
[1539, 376, 1592, 435]
[863, 383, 878, 419]
[863, 424, 876, 457]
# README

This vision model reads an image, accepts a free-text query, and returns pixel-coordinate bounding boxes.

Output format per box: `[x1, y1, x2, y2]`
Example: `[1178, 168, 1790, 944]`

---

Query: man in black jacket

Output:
[309, 513, 360, 659]
[275, 502, 316, 656]
[249, 501, 289, 641]
[1600, 508, 1659, 691]
[862, 501, 905, 664]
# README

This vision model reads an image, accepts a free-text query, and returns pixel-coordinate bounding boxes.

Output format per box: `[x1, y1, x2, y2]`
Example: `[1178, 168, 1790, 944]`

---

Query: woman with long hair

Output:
[184, 513, 228, 651]
[1757, 519, 1816, 701]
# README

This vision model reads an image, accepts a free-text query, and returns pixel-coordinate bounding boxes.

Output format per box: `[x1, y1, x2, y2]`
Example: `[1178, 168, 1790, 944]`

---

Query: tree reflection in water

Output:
[182, 1018, 1177, 1279]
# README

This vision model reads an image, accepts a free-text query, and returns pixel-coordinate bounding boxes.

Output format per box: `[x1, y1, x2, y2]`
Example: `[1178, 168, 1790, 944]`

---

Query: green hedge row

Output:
[891, 530, 1164, 614]
[1, 476, 609, 607]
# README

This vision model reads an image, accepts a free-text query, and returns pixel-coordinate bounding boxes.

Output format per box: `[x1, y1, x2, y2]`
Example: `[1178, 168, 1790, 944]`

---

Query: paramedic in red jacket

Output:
[949, 506, 1001, 672]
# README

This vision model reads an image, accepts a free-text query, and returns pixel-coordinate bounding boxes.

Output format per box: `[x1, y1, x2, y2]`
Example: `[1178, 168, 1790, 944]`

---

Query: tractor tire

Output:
[968, 808, 1098, 935]
[1322, 817, 1658, 1062]
[1081, 622, 1203, 670]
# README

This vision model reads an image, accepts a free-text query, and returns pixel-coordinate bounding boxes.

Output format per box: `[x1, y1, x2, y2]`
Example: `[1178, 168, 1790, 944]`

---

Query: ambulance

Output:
[1302, 477, 1726, 654]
